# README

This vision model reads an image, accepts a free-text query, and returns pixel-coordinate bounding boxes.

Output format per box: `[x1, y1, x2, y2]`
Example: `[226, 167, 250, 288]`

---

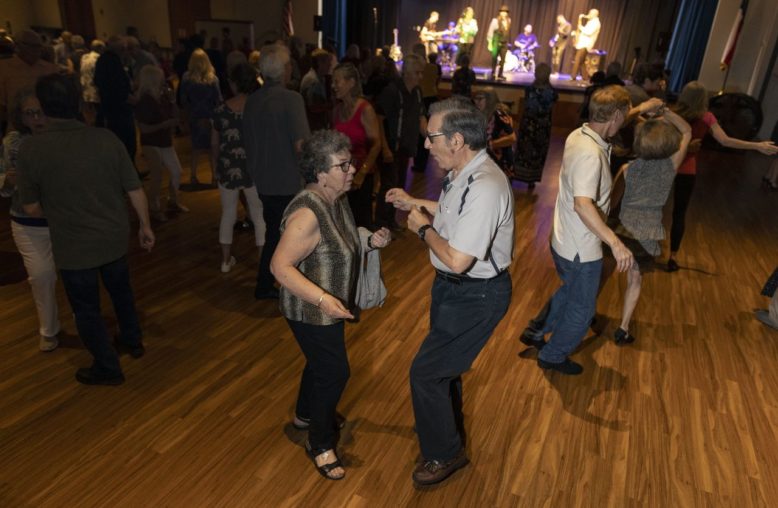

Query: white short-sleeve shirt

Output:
[431, 150, 515, 278]
[551, 124, 612, 262]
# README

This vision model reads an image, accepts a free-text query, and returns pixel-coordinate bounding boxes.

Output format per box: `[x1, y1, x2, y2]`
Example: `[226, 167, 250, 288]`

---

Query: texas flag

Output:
[721, 0, 748, 68]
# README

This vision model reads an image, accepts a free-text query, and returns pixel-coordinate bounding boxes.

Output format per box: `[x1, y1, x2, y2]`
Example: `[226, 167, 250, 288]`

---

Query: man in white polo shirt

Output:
[520, 86, 661, 375]
[386, 97, 514, 485]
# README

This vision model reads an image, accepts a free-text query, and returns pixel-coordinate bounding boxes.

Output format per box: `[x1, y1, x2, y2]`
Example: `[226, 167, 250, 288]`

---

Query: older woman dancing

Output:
[270, 130, 391, 480]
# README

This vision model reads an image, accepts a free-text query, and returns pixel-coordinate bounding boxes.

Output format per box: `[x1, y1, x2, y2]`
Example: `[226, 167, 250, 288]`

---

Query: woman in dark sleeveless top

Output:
[270, 130, 391, 480]
[609, 109, 690, 345]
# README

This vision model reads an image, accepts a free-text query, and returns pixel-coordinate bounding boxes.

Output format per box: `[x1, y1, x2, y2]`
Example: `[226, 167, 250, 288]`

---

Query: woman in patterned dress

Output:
[210, 63, 265, 273]
[514, 63, 558, 187]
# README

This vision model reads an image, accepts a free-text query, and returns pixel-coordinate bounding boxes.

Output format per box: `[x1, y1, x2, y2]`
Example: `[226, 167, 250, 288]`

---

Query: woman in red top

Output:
[331, 63, 381, 227]
[667, 81, 777, 272]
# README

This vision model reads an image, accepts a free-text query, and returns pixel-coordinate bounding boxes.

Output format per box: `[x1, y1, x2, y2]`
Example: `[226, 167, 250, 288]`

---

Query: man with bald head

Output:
[0, 30, 58, 134]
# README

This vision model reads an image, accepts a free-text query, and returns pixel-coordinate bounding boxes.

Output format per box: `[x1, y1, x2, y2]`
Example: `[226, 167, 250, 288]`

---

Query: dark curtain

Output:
[665, 0, 718, 92]
[323, 0, 348, 56]
[390, 0, 679, 74]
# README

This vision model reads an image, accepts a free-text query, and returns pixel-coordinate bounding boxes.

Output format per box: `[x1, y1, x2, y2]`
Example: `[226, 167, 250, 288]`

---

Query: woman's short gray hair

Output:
[429, 98, 488, 150]
[259, 43, 290, 82]
[299, 130, 352, 184]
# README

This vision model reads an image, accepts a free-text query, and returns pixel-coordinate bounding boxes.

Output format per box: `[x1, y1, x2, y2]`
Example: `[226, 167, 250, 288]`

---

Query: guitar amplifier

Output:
[585, 50, 607, 76]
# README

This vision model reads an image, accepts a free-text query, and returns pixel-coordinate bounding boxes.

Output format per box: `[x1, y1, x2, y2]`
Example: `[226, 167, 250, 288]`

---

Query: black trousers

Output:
[375, 152, 410, 228]
[670, 174, 696, 253]
[59, 256, 142, 377]
[256, 194, 294, 293]
[491, 43, 508, 78]
[411, 271, 512, 461]
[288, 319, 350, 450]
[101, 108, 137, 164]
[347, 173, 375, 227]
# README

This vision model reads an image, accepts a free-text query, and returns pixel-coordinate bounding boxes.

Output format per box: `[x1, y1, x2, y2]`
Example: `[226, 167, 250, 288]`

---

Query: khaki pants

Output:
[12, 221, 60, 338]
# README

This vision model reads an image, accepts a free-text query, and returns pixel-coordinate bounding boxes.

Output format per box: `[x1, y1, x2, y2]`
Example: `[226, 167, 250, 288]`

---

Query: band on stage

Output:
[417, 5, 603, 80]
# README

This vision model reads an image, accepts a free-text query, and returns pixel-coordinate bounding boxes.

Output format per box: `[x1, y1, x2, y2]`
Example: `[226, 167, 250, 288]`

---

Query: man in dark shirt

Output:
[243, 43, 310, 299]
[374, 54, 427, 230]
[18, 74, 155, 386]
[94, 35, 137, 165]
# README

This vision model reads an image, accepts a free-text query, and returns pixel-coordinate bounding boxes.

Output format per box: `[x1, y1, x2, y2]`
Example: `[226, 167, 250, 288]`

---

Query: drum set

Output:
[504, 47, 535, 73]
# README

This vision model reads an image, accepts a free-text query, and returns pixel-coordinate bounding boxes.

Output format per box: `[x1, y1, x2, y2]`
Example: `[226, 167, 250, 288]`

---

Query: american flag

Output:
[721, 0, 748, 68]
[283, 0, 295, 38]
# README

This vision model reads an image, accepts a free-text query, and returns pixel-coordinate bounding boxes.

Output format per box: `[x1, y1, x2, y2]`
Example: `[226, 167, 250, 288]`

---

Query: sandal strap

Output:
[318, 458, 343, 474]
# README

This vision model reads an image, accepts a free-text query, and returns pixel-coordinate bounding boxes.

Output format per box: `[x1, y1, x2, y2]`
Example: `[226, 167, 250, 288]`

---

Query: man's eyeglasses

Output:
[427, 132, 445, 143]
[330, 158, 353, 173]
[22, 109, 44, 119]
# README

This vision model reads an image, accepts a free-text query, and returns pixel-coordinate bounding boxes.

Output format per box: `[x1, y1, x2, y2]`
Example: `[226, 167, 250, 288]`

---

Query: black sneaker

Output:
[519, 329, 546, 350]
[537, 357, 583, 375]
[75, 368, 125, 386]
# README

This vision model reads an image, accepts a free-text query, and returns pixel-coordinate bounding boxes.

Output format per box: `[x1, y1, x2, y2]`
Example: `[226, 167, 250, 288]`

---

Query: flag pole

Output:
[719, 64, 731, 95]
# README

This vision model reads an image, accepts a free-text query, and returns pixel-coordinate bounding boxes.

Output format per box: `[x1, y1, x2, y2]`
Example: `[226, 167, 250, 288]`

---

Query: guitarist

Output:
[420, 11, 440, 56]
[487, 5, 511, 81]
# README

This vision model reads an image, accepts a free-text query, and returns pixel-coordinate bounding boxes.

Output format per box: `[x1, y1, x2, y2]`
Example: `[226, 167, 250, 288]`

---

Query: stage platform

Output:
[442, 66, 592, 93]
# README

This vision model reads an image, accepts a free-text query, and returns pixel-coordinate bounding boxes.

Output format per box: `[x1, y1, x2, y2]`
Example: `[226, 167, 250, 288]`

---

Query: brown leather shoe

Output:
[412, 449, 469, 485]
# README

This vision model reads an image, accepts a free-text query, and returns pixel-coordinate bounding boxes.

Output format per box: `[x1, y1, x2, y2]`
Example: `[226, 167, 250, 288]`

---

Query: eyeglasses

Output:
[427, 132, 445, 143]
[330, 158, 353, 173]
[22, 109, 44, 119]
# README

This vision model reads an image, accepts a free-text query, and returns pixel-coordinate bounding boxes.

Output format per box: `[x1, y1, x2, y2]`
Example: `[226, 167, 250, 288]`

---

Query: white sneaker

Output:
[39, 335, 59, 352]
[220, 256, 236, 273]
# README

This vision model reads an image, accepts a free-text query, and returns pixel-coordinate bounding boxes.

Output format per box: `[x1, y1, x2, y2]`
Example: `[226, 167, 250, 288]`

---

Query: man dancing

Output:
[386, 98, 514, 485]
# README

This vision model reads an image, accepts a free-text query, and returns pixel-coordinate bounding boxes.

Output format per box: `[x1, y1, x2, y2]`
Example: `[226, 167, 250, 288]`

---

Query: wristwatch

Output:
[417, 224, 433, 241]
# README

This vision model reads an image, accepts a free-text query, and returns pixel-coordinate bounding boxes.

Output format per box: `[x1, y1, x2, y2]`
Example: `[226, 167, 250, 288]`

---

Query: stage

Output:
[441, 65, 592, 93]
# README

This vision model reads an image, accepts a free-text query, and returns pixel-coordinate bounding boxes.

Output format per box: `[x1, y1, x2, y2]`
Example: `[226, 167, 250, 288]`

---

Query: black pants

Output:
[102, 109, 137, 164]
[411, 271, 512, 461]
[375, 152, 410, 228]
[288, 319, 350, 450]
[670, 174, 696, 253]
[491, 43, 508, 78]
[59, 256, 142, 377]
[256, 194, 294, 293]
[347, 173, 375, 227]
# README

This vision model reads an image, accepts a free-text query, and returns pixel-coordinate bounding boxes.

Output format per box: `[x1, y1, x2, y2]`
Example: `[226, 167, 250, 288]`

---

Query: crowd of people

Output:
[1, 24, 777, 487]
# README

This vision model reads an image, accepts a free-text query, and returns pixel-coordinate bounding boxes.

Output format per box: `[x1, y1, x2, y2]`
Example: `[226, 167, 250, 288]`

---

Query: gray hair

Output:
[402, 54, 425, 77]
[299, 130, 352, 184]
[259, 43, 290, 82]
[429, 98, 488, 150]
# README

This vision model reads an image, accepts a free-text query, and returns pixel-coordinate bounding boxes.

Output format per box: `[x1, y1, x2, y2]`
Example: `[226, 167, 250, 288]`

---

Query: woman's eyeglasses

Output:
[330, 158, 353, 173]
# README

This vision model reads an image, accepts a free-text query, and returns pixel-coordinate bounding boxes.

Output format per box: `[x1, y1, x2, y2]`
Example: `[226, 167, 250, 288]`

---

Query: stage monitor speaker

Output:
[585, 50, 607, 76]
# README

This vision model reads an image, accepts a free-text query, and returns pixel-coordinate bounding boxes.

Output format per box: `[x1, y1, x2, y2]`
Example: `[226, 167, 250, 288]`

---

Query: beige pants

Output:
[142, 145, 183, 211]
[218, 184, 266, 246]
[11, 221, 60, 338]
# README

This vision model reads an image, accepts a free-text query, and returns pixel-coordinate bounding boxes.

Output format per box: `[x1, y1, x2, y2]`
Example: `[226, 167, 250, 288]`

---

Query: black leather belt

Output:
[435, 269, 507, 284]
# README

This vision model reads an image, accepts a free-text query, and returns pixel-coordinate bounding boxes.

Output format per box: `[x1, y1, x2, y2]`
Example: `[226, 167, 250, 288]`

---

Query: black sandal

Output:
[614, 327, 636, 346]
[305, 441, 345, 480]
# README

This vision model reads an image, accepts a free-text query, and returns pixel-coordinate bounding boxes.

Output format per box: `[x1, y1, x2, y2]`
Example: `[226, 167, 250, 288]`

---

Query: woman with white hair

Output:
[135, 64, 187, 221]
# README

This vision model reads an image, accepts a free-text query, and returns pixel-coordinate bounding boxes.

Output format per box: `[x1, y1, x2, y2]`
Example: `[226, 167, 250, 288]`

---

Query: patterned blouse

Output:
[212, 103, 254, 189]
[279, 191, 360, 326]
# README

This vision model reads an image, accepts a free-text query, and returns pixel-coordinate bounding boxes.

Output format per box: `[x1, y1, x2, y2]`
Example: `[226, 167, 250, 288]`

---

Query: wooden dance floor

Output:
[1, 129, 777, 507]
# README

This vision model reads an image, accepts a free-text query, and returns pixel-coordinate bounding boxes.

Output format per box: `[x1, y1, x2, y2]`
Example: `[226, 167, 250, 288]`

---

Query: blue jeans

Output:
[533, 248, 602, 364]
[411, 271, 512, 461]
[60, 256, 142, 377]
